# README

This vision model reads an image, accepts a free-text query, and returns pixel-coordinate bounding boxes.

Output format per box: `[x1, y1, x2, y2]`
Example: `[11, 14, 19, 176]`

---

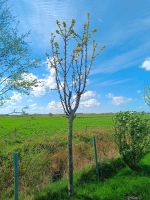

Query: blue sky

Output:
[1, 0, 150, 114]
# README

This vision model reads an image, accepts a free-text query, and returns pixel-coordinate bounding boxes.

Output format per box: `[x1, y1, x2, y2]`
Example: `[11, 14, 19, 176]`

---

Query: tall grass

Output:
[35, 154, 150, 200]
[0, 125, 117, 199]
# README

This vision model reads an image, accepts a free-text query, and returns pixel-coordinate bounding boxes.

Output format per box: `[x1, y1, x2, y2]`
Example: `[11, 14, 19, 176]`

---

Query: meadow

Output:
[0, 114, 150, 199]
[0, 114, 114, 154]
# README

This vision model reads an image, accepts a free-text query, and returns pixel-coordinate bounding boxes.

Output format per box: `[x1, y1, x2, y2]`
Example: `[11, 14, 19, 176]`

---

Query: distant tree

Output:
[8, 106, 28, 115]
[21, 106, 29, 115]
[48, 14, 105, 196]
[144, 86, 150, 106]
[0, 0, 37, 105]
[48, 112, 53, 116]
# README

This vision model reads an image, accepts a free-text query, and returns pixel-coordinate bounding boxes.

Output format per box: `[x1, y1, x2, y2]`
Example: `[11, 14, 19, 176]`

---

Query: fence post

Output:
[93, 136, 100, 179]
[13, 152, 19, 200]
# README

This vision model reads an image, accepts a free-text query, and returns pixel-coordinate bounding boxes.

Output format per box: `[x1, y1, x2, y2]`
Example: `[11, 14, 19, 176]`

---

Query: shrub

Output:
[114, 111, 150, 170]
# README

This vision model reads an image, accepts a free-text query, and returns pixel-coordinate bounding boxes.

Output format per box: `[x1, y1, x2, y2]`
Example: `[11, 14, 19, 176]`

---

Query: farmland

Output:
[0, 114, 150, 199]
[0, 114, 114, 153]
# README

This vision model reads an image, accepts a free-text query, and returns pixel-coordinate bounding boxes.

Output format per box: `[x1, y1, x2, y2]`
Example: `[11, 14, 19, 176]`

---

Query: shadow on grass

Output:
[136, 164, 150, 177]
[77, 158, 125, 185]
[35, 158, 125, 200]
[35, 156, 150, 200]
[39, 188, 68, 200]
[35, 187, 100, 200]
[120, 164, 150, 178]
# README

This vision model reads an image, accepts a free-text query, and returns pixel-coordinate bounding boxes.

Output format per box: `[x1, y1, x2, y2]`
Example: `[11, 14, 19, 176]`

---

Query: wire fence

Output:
[0, 127, 118, 199]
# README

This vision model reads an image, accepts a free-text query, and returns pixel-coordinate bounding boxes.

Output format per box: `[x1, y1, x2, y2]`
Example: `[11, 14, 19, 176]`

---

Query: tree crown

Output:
[48, 14, 105, 116]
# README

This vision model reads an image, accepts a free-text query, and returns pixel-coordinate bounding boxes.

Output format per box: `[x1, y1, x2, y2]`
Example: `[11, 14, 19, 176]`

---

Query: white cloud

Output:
[92, 41, 150, 75]
[10, 92, 22, 103]
[0, 92, 23, 114]
[80, 99, 100, 108]
[99, 79, 130, 87]
[30, 103, 37, 109]
[31, 80, 46, 96]
[47, 97, 100, 112]
[141, 58, 150, 71]
[22, 103, 45, 114]
[107, 93, 132, 105]
[81, 91, 96, 100]
[46, 57, 59, 69]
[47, 101, 62, 110]
[45, 68, 56, 89]
[12, 0, 77, 52]
[21, 72, 45, 96]
[22, 73, 37, 82]
[22, 67, 56, 97]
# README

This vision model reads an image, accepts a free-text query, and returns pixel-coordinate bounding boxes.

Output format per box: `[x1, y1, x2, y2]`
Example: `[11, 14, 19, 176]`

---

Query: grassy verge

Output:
[35, 154, 150, 200]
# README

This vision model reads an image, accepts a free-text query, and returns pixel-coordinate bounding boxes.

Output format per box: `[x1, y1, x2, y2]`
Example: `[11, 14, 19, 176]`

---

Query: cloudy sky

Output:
[1, 0, 150, 114]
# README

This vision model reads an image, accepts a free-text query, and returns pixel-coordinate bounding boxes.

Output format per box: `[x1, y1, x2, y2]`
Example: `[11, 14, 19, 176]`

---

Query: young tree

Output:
[48, 14, 105, 196]
[114, 111, 150, 170]
[0, 0, 37, 105]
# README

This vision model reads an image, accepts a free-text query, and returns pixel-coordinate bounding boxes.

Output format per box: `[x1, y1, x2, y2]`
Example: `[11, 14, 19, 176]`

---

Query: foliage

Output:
[0, 0, 38, 104]
[114, 111, 150, 170]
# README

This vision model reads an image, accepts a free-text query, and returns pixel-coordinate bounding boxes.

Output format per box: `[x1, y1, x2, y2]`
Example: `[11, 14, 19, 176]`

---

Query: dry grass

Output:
[0, 128, 119, 199]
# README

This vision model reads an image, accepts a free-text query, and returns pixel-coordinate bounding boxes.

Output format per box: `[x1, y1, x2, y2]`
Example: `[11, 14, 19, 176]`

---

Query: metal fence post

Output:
[93, 136, 100, 178]
[13, 152, 19, 200]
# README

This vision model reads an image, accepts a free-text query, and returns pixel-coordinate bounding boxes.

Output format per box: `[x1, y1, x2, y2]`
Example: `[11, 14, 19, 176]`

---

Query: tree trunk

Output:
[68, 115, 74, 196]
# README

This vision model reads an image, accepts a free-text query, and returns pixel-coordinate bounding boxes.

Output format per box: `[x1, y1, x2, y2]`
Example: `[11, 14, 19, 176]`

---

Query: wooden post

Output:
[13, 152, 19, 200]
[93, 136, 99, 178]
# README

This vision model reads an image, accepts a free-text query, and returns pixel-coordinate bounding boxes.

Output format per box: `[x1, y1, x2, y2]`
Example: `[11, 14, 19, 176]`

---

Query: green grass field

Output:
[0, 114, 150, 200]
[0, 114, 114, 136]
[0, 114, 114, 154]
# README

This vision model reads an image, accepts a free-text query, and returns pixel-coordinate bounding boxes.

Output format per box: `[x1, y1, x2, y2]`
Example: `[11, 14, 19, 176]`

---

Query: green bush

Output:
[114, 111, 150, 170]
